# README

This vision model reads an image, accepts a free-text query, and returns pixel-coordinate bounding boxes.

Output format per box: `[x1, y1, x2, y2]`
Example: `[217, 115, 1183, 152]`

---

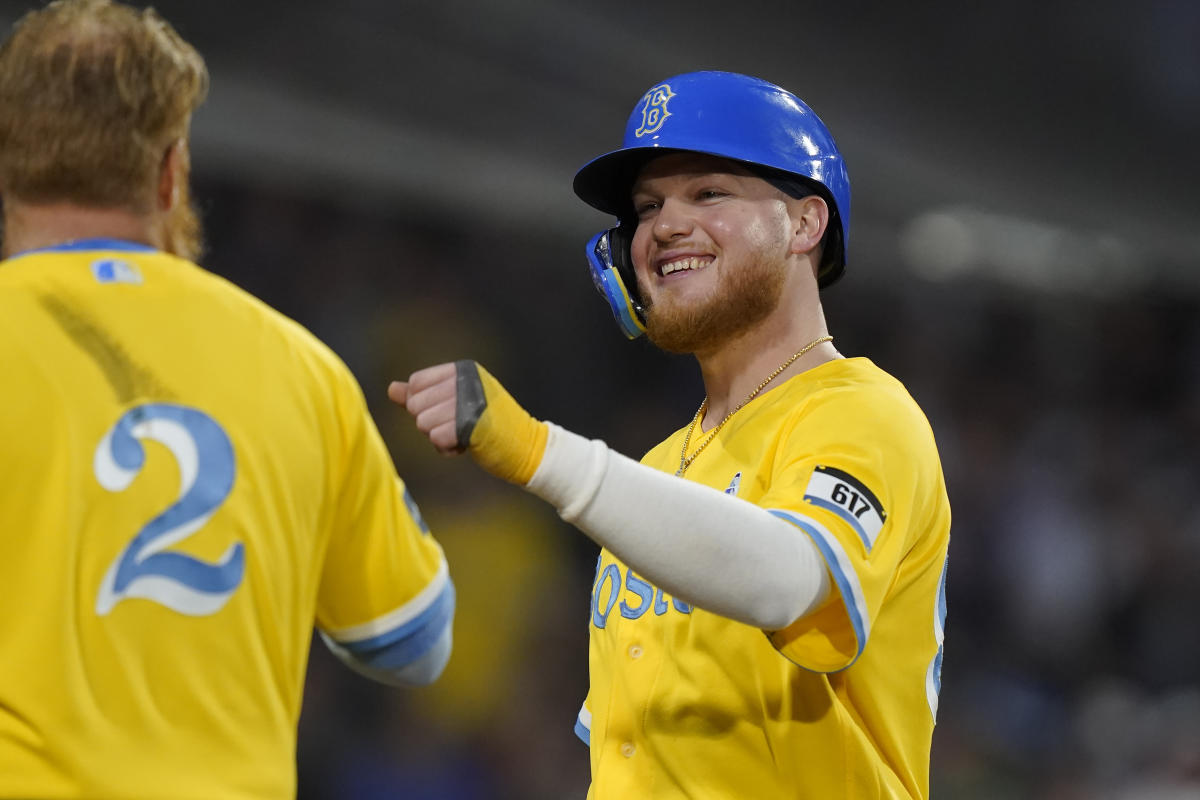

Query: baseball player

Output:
[394, 71, 950, 798]
[0, 3, 453, 798]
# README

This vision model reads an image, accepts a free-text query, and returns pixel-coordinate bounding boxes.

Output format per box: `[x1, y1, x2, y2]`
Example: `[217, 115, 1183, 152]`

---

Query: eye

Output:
[634, 199, 660, 217]
[696, 188, 729, 202]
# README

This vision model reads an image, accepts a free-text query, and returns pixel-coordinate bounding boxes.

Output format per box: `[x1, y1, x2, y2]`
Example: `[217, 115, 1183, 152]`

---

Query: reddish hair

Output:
[0, 0, 207, 211]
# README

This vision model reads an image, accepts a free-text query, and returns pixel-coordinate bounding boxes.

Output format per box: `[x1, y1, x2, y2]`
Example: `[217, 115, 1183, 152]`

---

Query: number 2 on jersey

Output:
[94, 403, 245, 616]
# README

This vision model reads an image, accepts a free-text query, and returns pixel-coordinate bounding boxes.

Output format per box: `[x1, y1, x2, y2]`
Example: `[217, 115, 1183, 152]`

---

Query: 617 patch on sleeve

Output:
[803, 466, 887, 551]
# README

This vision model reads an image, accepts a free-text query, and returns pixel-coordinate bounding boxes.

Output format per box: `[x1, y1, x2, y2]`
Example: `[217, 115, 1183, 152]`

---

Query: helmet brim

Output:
[572, 146, 683, 217]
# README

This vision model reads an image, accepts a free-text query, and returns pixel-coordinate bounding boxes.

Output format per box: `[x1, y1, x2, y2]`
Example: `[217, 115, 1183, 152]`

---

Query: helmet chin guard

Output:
[574, 71, 851, 337]
[585, 226, 645, 340]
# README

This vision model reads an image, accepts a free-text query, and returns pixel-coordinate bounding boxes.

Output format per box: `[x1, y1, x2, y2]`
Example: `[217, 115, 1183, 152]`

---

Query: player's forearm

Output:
[527, 423, 831, 630]
[392, 361, 830, 628]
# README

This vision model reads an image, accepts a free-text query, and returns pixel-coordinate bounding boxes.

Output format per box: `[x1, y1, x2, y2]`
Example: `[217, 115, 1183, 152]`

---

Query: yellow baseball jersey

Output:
[577, 357, 950, 799]
[0, 240, 452, 799]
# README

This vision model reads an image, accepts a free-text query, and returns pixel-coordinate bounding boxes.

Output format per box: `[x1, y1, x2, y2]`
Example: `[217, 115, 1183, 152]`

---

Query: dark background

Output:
[3, 1, 1197, 797]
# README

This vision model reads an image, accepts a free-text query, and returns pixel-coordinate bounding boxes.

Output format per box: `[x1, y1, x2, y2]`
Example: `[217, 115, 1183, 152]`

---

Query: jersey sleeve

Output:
[315, 366, 453, 672]
[575, 697, 593, 746]
[758, 382, 938, 673]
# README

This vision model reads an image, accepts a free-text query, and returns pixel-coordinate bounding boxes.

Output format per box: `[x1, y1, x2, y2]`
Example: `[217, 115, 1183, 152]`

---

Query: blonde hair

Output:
[0, 0, 208, 211]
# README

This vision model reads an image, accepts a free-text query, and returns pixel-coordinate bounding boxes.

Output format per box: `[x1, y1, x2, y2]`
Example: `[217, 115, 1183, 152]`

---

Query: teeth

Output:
[661, 257, 708, 276]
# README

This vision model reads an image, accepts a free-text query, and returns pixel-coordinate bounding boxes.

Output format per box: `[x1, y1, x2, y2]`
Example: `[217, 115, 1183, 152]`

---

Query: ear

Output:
[788, 194, 829, 257]
[156, 139, 188, 211]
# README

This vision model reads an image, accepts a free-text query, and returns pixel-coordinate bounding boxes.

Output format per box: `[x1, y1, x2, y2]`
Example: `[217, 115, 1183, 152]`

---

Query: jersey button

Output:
[628, 644, 643, 659]
[620, 742, 636, 758]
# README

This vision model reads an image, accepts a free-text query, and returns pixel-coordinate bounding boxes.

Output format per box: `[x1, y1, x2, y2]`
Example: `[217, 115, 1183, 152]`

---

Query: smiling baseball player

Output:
[393, 71, 951, 799]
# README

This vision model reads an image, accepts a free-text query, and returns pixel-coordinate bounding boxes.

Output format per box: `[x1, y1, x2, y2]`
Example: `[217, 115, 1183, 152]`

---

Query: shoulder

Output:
[168, 254, 361, 390]
[788, 358, 934, 437]
[0, 250, 55, 294]
[761, 357, 945, 481]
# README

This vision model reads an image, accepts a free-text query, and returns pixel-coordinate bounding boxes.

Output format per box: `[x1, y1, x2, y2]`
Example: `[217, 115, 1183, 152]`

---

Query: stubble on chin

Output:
[641, 253, 787, 354]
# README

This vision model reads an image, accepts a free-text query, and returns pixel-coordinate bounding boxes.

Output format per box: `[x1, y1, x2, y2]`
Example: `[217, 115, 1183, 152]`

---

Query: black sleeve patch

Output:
[803, 465, 887, 550]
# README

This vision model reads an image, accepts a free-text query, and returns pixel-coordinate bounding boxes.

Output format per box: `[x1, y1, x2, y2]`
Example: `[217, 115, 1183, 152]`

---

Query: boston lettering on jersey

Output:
[591, 561, 691, 628]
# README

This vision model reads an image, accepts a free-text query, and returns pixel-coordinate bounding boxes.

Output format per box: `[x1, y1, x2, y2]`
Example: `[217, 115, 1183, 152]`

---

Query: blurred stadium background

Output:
[3, 1, 1197, 797]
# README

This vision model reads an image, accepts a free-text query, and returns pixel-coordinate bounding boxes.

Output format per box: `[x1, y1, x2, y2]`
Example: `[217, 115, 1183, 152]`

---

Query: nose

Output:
[652, 197, 694, 242]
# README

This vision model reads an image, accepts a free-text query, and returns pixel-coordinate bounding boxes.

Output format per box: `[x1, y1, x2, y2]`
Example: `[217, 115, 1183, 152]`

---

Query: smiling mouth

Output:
[659, 256, 712, 276]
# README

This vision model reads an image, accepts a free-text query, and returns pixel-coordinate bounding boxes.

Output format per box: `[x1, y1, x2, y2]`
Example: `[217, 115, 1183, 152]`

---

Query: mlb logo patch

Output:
[724, 472, 742, 496]
[91, 258, 142, 285]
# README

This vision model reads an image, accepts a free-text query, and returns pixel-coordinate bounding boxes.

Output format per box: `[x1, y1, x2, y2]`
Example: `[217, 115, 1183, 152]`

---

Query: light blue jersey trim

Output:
[17, 238, 157, 256]
[927, 556, 949, 719]
[335, 580, 456, 670]
[574, 704, 592, 746]
[805, 495, 875, 551]
[574, 717, 591, 746]
[770, 509, 870, 666]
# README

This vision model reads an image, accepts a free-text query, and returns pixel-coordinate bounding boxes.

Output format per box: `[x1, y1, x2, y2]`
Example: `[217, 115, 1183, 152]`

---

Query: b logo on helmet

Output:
[634, 83, 675, 138]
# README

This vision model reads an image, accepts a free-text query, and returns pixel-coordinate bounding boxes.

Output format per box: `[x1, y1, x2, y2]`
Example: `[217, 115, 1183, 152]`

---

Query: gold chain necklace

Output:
[676, 335, 833, 477]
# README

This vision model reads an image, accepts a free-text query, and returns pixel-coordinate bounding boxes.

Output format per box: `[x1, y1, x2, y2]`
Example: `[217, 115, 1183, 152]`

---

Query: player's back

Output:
[0, 240, 373, 798]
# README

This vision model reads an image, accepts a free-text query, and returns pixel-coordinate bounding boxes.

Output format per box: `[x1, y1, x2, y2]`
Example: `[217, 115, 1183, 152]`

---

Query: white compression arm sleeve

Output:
[526, 423, 831, 630]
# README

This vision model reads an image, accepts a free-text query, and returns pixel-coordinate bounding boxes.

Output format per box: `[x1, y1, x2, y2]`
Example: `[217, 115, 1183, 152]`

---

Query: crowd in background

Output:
[197, 176, 1199, 799]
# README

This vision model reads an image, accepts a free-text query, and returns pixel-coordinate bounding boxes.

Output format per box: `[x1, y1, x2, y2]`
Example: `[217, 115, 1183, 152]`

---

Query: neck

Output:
[2, 201, 158, 259]
[695, 298, 839, 431]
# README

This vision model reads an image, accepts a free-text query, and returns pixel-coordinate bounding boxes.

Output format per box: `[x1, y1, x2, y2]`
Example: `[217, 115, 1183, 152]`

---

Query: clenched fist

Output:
[389, 360, 548, 485]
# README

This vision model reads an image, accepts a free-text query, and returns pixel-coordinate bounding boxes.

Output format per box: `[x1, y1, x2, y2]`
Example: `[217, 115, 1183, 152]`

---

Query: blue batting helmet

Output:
[574, 70, 851, 339]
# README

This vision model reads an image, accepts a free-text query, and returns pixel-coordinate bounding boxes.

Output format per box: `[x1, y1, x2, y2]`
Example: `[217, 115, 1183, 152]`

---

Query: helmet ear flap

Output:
[585, 220, 646, 339]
